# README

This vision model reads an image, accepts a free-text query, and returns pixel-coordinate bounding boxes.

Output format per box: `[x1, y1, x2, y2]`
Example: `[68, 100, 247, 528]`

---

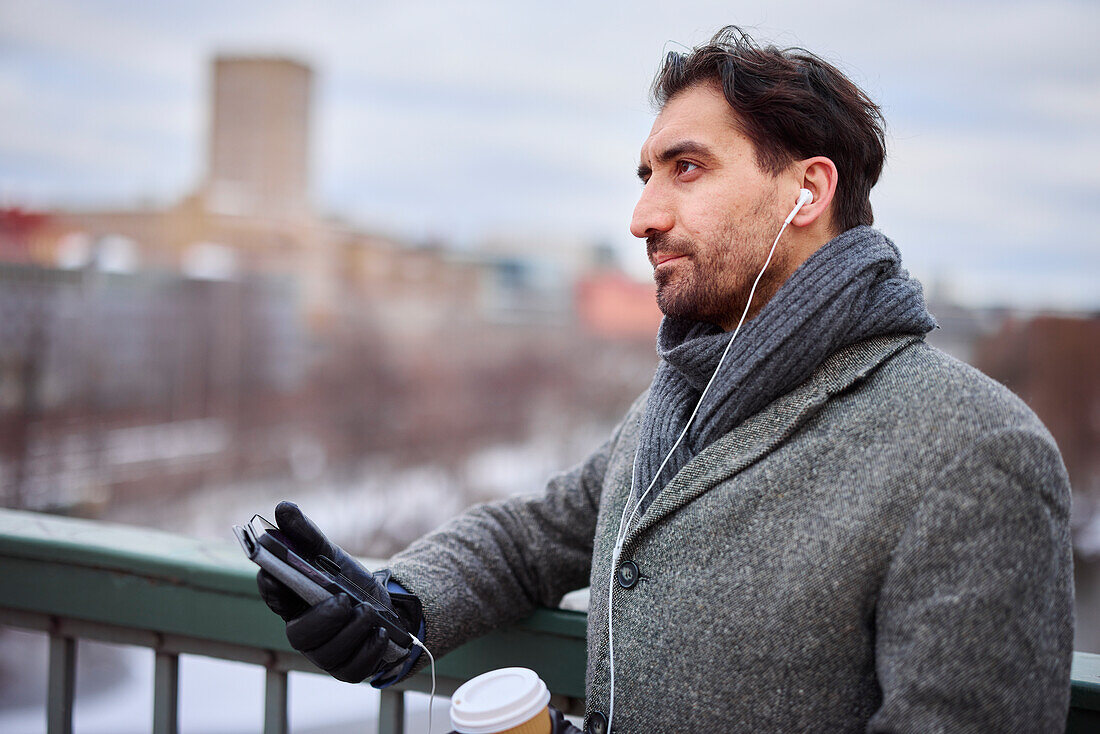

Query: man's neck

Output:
[717, 221, 840, 331]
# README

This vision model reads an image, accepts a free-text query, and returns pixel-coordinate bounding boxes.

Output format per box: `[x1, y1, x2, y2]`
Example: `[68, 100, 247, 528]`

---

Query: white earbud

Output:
[784, 188, 813, 225]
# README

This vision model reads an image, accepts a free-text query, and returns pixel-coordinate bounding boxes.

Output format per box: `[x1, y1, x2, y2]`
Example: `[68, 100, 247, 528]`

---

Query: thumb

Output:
[274, 501, 333, 558]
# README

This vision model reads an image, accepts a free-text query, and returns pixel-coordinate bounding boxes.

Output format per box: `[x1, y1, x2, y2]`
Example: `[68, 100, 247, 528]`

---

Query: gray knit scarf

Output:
[634, 225, 936, 512]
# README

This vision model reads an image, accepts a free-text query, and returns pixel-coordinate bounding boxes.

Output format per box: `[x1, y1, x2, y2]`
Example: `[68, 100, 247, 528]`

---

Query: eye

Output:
[676, 160, 700, 176]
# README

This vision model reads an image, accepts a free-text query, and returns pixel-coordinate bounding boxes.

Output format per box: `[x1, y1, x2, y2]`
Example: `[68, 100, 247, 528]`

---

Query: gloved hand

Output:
[256, 501, 423, 684]
[548, 706, 584, 734]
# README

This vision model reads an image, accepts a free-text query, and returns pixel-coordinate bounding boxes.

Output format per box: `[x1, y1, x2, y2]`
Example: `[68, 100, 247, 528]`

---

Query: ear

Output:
[791, 156, 838, 229]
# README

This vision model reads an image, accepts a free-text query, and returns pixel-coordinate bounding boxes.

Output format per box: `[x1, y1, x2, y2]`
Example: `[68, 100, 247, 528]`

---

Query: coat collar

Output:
[621, 333, 922, 549]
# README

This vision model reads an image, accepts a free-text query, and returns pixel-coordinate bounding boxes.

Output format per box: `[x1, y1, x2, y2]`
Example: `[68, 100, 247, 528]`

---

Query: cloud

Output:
[0, 0, 1097, 306]
[0, 0, 199, 81]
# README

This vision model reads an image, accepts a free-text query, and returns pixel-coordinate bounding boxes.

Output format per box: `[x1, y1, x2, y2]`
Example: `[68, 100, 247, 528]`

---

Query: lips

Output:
[653, 252, 688, 268]
[646, 234, 692, 269]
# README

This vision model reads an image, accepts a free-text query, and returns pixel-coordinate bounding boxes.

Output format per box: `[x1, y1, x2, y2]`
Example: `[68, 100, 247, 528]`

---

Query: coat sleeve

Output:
[384, 427, 619, 661]
[868, 426, 1075, 733]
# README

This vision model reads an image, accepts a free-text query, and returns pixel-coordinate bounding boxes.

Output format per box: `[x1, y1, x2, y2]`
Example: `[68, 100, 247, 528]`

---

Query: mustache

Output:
[646, 233, 694, 263]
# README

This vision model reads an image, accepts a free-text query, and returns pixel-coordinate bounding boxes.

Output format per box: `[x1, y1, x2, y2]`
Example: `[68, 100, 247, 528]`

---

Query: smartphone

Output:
[233, 514, 412, 648]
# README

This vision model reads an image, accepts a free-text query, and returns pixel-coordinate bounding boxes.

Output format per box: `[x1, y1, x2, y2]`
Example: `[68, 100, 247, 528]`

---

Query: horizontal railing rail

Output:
[0, 508, 1096, 733]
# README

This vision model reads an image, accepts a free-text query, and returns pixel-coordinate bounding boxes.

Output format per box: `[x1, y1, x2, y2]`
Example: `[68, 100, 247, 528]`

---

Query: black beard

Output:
[649, 227, 789, 329]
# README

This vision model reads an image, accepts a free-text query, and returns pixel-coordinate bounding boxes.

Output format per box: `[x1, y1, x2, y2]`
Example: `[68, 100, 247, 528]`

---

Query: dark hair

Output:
[652, 26, 886, 232]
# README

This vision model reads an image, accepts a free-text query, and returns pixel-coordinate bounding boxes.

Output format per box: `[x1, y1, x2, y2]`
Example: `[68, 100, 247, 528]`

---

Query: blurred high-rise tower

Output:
[203, 57, 312, 219]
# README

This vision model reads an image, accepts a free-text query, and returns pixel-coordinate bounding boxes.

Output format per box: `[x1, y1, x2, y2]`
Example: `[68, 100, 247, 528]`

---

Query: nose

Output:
[630, 183, 674, 239]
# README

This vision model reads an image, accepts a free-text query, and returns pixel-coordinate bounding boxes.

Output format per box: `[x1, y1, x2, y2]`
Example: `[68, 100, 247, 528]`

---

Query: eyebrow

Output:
[636, 140, 715, 182]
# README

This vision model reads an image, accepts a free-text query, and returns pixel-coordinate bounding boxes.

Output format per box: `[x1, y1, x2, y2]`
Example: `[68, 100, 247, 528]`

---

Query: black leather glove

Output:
[256, 501, 423, 684]
[549, 706, 583, 734]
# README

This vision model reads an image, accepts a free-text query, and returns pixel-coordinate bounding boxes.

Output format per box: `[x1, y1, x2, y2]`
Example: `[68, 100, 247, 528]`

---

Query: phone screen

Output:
[265, 526, 306, 556]
[253, 516, 314, 562]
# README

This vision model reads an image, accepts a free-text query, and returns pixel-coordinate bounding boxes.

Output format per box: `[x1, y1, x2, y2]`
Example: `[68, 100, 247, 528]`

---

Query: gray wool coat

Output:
[388, 334, 1075, 733]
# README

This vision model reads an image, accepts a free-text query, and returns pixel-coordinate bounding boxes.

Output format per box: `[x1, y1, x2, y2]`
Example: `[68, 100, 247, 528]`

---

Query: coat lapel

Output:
[622, 334, 922, 548]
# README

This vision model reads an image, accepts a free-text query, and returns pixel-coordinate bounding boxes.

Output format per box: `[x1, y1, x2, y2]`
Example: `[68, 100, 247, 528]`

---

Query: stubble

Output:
[650, 194, 791, 330]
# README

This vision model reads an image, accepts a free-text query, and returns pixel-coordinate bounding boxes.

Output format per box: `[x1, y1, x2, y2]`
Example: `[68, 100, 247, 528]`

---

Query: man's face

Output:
[632, 83, 793, 329]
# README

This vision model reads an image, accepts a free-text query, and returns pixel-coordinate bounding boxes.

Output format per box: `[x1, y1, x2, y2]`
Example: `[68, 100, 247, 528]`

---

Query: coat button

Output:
[585, 711, 608, 734]
[616, 560, 639, 589]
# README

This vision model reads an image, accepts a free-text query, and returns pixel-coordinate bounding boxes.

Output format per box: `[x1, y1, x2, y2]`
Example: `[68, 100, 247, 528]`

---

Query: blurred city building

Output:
[0, 54, 1096, 581]
[576, 269, 663, 340]
[0, 55, 658, 518]
[203, 57, 312, 220]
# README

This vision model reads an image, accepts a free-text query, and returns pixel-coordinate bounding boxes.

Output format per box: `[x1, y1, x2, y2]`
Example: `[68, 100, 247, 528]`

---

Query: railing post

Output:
[153, 650, 179, 734]
[47, 632, 75, 734]
[264, 668, 289, 734]
[378, 689, 406, 734]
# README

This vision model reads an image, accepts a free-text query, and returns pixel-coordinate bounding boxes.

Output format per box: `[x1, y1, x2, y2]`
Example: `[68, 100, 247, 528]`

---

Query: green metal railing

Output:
[0, 508, 585, 733]
[0, 507, 1097, 733]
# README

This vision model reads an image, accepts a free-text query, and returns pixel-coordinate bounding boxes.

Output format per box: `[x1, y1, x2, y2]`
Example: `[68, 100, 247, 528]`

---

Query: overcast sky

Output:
[1, 0, 1097, 309]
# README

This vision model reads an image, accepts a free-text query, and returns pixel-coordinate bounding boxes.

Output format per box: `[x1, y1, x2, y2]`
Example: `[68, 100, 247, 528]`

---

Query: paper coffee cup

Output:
[450, 667, 552, 734]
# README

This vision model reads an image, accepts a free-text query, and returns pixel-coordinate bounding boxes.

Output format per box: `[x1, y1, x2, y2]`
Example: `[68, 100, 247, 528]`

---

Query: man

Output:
[258, 27, 1074, 732]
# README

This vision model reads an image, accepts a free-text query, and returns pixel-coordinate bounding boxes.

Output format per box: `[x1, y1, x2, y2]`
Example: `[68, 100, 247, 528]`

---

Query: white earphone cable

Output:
[605, 193, 806, 730]
[410, 636, 436, 734]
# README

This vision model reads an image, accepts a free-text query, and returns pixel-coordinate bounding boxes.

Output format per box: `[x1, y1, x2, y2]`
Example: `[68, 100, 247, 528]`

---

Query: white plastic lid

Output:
[450, 667, 551, 734]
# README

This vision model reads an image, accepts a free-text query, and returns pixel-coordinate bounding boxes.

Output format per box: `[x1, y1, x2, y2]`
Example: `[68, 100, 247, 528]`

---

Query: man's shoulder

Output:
[819, 338, 1069, 510]
[879, 339, 1028, 408]
[854, 337, 1053, 441]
